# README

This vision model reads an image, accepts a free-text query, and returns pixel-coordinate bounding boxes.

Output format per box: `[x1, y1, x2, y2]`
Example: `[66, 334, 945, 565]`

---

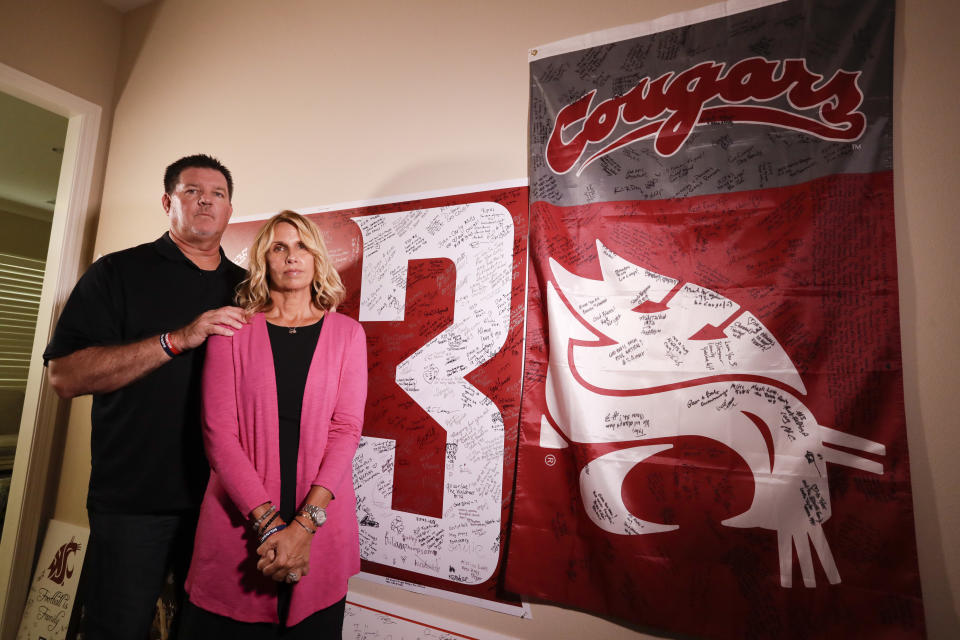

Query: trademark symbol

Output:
[853, 143, 863, 150]
[545, 454, 557, 467]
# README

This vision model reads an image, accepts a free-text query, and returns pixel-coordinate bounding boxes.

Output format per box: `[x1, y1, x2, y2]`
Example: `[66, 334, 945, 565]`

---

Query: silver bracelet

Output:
[292, 516, 316, 535]
[251, 504, 276, 532]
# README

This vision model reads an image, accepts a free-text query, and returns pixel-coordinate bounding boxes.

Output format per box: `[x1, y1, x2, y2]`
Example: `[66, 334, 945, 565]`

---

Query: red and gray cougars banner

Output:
[506, 1, 925, 638]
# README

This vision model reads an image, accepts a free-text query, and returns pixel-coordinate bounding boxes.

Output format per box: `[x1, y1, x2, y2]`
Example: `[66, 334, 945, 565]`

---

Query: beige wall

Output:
[0, 1, 123, 636]
[893, 1, 960, 637]
[0, 0, 122, 248]
[28, 0, 960, 637]
[0, 0, 123, 472]
[0, 207, 52, 260]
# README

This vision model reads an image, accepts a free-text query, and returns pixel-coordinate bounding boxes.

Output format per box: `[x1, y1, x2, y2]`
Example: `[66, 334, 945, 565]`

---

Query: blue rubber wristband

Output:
[259, 523, 286, 545]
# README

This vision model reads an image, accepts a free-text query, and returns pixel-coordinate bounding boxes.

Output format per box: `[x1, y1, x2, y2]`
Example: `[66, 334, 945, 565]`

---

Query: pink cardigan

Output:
[185, 311, 367, 625]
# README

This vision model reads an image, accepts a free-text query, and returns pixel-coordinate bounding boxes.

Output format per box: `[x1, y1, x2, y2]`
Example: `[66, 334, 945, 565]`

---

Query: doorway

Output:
[0, 90, 68, 539]
[0, 62, 101, 637]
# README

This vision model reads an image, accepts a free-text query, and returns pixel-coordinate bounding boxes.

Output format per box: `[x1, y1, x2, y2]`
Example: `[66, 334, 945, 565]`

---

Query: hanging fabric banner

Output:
[222, 182, 528, 615]
[506, 1, 924, 637]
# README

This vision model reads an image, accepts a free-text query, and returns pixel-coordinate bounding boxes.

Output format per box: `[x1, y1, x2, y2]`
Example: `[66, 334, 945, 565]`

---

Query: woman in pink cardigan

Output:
[181, 211, 367, 638]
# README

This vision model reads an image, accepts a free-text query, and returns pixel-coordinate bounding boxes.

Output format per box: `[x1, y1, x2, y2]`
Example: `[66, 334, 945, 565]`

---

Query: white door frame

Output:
[0, 62, 101, 637]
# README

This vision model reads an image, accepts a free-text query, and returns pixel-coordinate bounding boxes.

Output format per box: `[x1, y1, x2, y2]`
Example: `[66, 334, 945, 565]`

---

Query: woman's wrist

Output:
[291, 515, 316, 535]
[258, 522, 286, 545]
[298, 504, 327, 529]
[251, 503, 278, 534]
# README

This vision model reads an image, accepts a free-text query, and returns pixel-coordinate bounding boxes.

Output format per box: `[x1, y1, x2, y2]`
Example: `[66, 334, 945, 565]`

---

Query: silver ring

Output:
[286, 572, 300, 583]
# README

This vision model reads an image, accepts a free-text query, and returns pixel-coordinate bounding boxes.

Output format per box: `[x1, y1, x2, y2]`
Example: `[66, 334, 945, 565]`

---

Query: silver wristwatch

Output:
[300, 503, 327, 528]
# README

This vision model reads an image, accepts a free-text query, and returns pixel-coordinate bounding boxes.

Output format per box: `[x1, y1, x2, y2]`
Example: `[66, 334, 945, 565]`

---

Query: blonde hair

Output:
[235, 210, 345, 314]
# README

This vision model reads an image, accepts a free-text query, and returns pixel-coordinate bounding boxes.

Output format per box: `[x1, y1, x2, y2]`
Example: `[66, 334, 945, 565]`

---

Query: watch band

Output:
[300, 503, 327, 528]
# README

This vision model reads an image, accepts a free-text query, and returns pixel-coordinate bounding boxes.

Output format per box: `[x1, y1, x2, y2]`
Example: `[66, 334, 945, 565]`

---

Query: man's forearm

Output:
[47, 336, 172, 398]
[46, 305, 245, 398]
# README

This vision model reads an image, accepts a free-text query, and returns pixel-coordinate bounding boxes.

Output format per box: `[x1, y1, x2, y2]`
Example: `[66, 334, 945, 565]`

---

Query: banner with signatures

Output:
[506, 1, 925, 637]
[221, 182, 528, 614]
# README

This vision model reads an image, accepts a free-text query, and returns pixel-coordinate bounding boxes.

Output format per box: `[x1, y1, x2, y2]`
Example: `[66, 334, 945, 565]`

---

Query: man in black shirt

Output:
[44, 154, 247, 639]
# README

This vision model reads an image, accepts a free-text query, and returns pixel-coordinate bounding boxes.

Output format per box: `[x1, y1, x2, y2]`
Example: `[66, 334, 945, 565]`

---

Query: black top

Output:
[266, 318, 324, 522]
[43, 233, 246, 513]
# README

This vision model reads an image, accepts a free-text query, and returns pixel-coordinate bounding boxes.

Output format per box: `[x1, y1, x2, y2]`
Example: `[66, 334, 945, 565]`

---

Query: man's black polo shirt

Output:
[44, 233, 246, 514]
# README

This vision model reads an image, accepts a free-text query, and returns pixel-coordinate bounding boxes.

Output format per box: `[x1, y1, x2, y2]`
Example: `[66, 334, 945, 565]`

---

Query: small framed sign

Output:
[17, 519, 88, 640]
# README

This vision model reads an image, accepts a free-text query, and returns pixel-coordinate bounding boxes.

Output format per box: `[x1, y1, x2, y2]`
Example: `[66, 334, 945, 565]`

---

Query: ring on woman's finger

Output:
[286, 572, 300, 583]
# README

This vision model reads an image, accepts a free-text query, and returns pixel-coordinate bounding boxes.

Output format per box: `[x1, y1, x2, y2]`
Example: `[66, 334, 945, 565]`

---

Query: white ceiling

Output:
[100, 0, 155, 13]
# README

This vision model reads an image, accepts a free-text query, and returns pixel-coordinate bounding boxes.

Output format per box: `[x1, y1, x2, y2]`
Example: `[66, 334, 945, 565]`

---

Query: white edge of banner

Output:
[353, 571, 531, 619]
[229, 177, 529, 225]
[528, 0, 788, 62]
[346, 589, 525, 639]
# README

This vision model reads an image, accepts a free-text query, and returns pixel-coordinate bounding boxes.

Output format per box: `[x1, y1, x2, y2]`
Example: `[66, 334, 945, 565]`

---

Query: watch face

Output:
[304, 504, 326, 527]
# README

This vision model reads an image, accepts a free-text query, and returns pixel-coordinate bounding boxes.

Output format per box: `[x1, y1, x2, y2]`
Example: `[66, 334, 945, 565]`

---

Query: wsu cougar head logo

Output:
[45, 537, 81, 585]
[540, 241, 885, 588]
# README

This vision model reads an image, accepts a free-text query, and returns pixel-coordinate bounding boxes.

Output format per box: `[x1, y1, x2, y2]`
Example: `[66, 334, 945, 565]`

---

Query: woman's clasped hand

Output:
[251, 487, 331, 584]
[256, 514, 309, 583]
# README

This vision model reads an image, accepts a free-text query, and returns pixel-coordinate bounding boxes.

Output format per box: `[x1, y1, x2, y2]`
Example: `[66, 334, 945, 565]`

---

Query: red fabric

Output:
[185, 312, 367, 625]
[506, 173, 925, 639]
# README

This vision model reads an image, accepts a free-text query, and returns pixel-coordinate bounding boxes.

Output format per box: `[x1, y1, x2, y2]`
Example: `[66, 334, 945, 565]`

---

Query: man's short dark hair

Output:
[164, 154, 234, 199]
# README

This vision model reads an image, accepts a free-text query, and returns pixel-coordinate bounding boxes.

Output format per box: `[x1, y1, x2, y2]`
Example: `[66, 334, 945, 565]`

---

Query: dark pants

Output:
[81, 511, 197, 640]
[179, 597, 346, 639]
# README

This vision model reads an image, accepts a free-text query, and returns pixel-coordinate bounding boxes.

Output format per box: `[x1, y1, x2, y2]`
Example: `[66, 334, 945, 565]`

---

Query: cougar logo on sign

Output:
[45, 537, 82, 586]
[540, 241, 885, 587]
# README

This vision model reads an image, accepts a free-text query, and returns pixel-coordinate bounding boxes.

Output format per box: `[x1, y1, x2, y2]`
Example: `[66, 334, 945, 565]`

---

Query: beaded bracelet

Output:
[258, 523, 286, 545]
